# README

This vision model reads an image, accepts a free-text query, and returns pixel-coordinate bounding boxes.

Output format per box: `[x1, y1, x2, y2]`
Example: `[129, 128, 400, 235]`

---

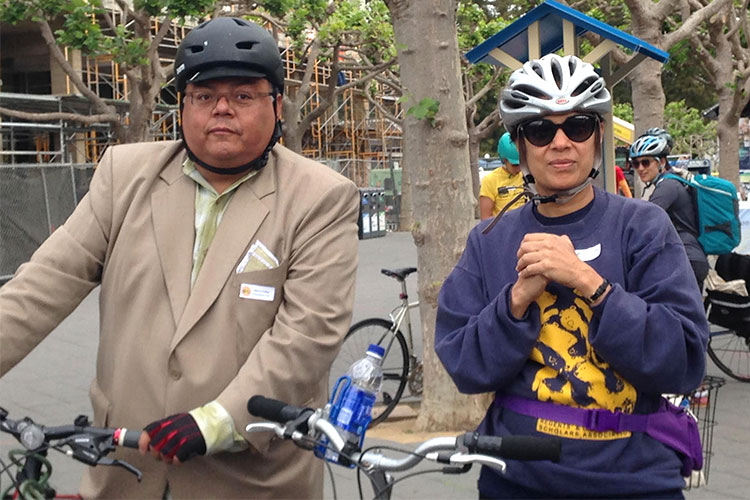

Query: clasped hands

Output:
[510, 233, 608, 319]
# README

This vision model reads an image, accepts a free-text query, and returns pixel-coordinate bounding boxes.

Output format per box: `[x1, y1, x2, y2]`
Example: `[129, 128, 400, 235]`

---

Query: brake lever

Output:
[425, 452, 507, 473]
[97, 457, 143, 481]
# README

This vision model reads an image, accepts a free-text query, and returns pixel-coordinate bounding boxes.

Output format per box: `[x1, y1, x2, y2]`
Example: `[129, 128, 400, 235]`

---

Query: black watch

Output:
[585, 279, 611, 304]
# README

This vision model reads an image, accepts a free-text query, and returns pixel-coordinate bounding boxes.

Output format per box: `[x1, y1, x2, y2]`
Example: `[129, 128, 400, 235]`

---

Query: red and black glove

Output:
[144, 413, 206, 462]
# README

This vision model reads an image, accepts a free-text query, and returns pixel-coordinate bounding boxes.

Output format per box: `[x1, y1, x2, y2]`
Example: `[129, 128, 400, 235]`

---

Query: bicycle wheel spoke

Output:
[708, 328, 750, 382]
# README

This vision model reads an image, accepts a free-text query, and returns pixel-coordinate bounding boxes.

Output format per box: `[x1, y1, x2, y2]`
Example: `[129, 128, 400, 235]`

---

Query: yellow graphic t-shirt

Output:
[529, 289, 637, 440]
[479, 167, 525, 216]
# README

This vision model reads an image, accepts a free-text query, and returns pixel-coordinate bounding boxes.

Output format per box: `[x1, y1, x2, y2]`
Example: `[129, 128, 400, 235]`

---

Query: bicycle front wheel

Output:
[329, 318, 409, 427]
[707, 329, 750, 382]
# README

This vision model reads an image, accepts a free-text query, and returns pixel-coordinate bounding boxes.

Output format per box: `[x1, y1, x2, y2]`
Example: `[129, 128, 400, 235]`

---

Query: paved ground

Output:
[1, 231, 748, 499]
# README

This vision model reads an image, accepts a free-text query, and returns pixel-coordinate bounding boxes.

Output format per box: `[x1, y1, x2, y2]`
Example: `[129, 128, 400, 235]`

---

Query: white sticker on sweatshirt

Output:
[574, 244, 601, 262]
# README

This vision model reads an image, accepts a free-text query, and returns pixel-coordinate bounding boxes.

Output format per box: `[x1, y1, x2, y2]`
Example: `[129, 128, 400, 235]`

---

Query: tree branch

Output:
[0, 106, 119, 125]
[465, 67, 502, 109]
[365, 88, 402, 127]
[37, 20, 116, 118]
[663, 0, 732, 50]
[474, 109, 501, 141]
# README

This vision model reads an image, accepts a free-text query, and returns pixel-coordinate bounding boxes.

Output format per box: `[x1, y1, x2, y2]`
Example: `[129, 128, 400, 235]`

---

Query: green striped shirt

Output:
[183, 160, 258, 287]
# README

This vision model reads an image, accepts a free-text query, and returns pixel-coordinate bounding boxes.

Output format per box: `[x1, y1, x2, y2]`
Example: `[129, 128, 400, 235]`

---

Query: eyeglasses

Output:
[185, 90, 274, 109]
[632, 158, 655, 169]
[520, 114, 599, 147]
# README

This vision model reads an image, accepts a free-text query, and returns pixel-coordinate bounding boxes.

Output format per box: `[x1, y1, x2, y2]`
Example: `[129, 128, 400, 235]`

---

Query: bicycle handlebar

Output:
[246, 395, 561, 472]
[0, 406, 142, 480]
[461, 432, 561, 462]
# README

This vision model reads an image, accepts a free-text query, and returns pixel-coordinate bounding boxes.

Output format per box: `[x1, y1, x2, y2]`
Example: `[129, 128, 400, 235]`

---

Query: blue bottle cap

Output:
[367, 344, 385, 358]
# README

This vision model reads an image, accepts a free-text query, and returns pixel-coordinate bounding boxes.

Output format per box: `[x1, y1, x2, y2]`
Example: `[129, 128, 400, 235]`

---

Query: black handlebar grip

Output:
[247, 395, 310, 423]
[464, 433, 561, 462]
[119, 429, 142, 449]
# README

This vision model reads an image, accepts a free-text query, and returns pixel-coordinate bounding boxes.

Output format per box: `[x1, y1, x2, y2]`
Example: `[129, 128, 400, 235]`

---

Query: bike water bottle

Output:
[317, 343, 384, 466]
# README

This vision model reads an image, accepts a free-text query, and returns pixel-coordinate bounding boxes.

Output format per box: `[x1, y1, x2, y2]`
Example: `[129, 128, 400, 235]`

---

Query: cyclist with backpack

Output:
[435, 54, 708, 499]
[630, 132, 709, 288]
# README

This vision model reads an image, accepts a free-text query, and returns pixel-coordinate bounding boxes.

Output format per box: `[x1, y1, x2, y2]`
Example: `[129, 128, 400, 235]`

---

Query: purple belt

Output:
[495, 394, 702, 476]
[495, 394, 649, 433]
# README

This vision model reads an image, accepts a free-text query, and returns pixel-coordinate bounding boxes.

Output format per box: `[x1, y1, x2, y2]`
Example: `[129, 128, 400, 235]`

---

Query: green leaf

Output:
[406, 97, 440, 126]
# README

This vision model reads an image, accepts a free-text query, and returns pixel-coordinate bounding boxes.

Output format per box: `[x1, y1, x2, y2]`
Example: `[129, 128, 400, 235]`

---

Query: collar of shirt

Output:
[183, 159, 259, 287]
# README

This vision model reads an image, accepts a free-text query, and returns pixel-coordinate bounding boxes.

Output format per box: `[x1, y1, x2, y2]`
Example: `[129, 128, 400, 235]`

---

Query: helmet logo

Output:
[555, 97, 569, 105]
[176, 63, 185, 75]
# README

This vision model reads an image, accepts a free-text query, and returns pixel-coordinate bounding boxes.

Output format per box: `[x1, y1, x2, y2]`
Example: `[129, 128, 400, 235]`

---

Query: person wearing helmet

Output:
[479, 132, 524, 219]
[436, 54, 708, 499]
[631, 132, 708, 288]
[0, 17, 359, 499]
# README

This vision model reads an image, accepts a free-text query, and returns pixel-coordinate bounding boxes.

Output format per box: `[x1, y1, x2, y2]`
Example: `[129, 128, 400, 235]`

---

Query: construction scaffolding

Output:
[0, 12, 403, 176]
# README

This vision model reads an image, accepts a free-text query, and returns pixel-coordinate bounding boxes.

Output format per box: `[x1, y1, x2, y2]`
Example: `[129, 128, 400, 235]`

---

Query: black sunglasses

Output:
[632, 158, 655, 169]
[520, 114, 599, 147]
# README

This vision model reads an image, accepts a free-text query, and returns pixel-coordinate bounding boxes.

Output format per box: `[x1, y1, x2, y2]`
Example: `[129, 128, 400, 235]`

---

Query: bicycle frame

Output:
[387, 279, 420, 354]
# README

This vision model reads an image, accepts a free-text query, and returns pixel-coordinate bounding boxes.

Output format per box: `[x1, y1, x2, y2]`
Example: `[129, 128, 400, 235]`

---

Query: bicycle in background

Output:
[246, 395, 560, 500]
[704, 252, 750, 382]
[0, 407, 141, 499]
[330, 267, 422, 426]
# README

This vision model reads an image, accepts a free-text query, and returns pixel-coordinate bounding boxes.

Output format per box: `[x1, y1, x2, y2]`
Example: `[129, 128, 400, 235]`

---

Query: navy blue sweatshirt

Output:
[435, 187, 709, 498]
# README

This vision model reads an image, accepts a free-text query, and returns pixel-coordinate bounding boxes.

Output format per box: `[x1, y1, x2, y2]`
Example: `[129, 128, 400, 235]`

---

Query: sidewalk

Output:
[1, 231, 749, 498]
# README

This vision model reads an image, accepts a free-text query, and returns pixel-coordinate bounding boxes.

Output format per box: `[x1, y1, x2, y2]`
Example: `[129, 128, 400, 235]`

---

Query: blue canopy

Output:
[465, 0, 668, 67]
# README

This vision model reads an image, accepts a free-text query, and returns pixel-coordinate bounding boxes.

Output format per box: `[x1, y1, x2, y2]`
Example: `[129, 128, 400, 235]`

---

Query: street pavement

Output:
[1, 231, 749, 499]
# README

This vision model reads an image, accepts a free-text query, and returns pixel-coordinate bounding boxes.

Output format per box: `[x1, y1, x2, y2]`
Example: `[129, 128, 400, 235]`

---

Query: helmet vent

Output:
[530, 61, 544, 79]
[568, 58, 578, 74]
[550, 59, 563, 89]
[572, 76, 596, 97]
[236, 41, 257, 50]
[189, 45, 204, 54]
[515, 84, 548, 100]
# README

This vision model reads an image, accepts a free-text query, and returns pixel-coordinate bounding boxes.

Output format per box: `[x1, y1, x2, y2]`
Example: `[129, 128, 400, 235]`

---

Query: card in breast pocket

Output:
[236, 240, 279, 273]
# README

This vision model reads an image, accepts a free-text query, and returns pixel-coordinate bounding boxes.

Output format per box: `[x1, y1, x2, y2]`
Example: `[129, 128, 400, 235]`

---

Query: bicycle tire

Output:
[329, 318, 409, 427]
[707, 330, 750, 382]
[705, 298, 750, 382]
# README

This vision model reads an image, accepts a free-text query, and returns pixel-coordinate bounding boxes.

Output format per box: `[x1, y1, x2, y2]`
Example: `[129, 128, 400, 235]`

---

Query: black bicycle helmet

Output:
[175, 17, 284, 94]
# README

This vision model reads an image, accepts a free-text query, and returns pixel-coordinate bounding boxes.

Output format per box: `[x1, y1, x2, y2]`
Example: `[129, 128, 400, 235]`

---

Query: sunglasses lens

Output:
[562, 115, 597, 142]
[522, 115, 597, 146]
[523, 120, 557, 147]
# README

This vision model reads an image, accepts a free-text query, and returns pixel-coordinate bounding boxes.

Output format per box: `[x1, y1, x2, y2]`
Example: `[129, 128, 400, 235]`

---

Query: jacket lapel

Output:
[171, 160, 276, 350]
[152, 151, 195, 326]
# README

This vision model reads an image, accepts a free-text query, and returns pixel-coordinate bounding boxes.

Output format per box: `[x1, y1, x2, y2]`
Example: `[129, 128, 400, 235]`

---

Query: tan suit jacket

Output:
[0, 141, 359, 498]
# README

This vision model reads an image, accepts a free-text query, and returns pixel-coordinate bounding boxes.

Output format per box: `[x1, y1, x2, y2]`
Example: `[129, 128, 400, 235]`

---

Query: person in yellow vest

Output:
[480, 132, 525, 219]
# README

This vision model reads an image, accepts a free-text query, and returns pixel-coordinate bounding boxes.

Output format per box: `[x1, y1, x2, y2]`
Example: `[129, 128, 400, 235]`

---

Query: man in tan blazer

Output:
[0, 17, 359, 498]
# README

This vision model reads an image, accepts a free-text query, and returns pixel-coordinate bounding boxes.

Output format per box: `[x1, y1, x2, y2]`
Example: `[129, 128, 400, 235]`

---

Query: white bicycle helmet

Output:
[630, 135, 670, 158]
[642, 127, 674, 153]
[500, 54, 611, 135]
[496, 54, 611, 205]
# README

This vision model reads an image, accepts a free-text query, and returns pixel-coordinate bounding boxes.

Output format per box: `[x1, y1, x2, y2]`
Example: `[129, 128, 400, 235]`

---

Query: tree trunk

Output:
[386, 0, 489, 431]
[399, 164, 414, 230]
[630, 57, 666, 136]
[282, 96, 305, 153]
[468, 133, 481, 201]
[717, 92, 741, 188]
[468, 133, 481, 219]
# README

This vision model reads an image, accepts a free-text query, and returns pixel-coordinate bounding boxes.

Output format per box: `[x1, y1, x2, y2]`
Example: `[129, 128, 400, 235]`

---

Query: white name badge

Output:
[239, 283, 275, 302]
[574, 243, 601, 262]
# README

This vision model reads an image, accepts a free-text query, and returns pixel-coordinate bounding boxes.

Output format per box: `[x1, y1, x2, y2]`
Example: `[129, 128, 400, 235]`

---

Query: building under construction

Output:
[0, 13, 403, 282]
